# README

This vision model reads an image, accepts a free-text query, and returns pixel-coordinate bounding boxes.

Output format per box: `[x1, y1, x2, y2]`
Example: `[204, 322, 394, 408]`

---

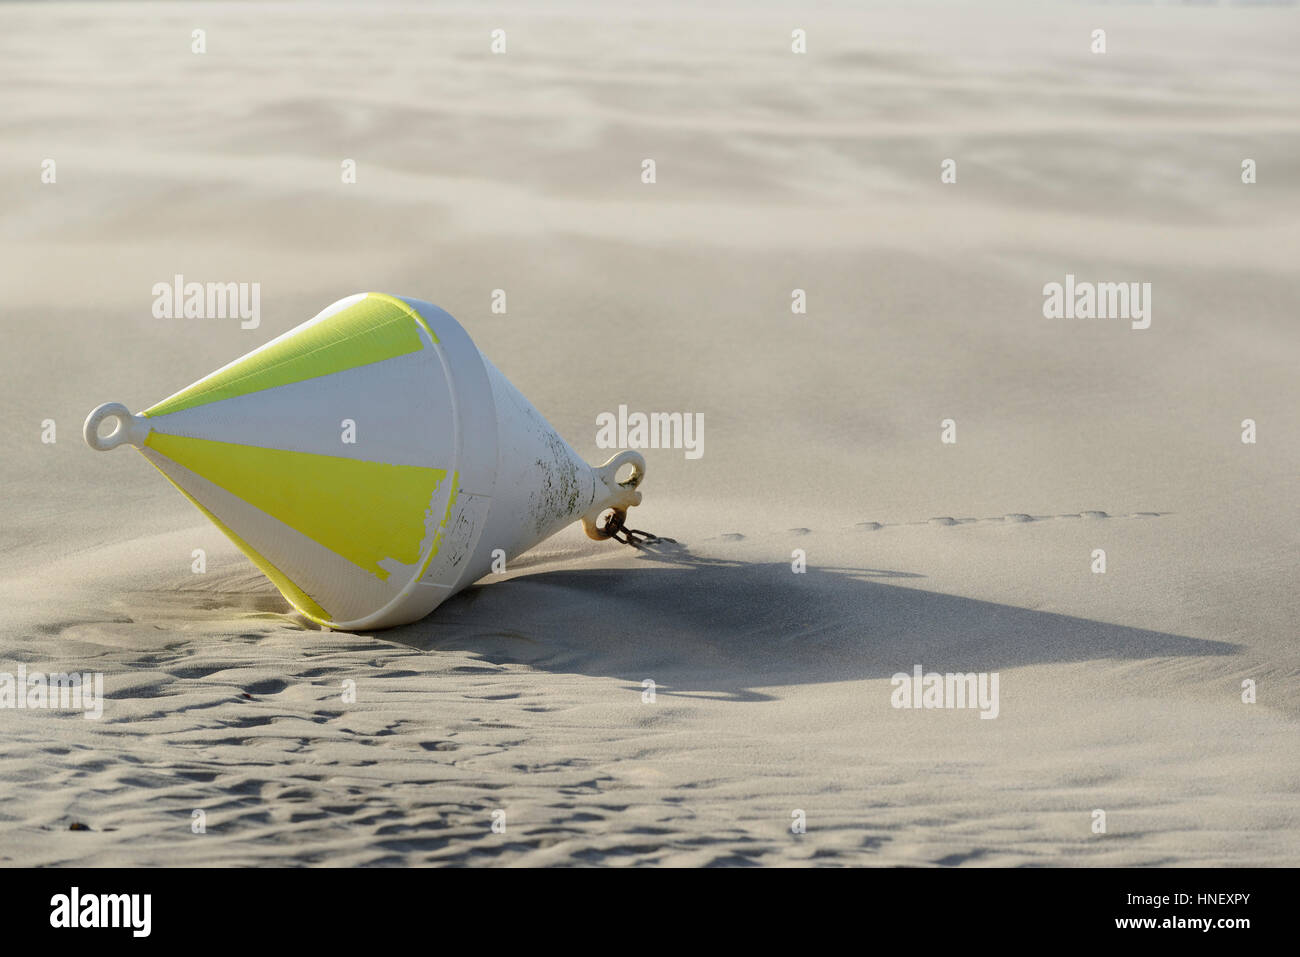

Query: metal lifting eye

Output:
[83, 403, 150, 452]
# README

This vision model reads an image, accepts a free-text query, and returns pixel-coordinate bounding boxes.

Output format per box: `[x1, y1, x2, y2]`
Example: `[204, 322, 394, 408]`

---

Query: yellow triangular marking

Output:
[145, 293, 436, 418]
[138, 451, 333, 622]
[146, 432, 447, 581]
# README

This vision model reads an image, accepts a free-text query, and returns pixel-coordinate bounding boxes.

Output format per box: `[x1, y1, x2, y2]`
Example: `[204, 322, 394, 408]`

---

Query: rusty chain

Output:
[601, 510, 677, 549]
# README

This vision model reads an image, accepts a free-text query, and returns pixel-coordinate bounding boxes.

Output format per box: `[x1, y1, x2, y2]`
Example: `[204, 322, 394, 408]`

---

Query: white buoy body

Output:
[84, 293, 645, 630]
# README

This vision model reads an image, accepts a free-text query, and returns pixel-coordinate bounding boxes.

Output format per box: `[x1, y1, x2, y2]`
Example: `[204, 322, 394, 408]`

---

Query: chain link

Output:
[602, 511, 676, 549]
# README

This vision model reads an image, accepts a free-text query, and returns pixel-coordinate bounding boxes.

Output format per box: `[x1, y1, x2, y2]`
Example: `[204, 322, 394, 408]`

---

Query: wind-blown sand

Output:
[1, 0, 1297, 866]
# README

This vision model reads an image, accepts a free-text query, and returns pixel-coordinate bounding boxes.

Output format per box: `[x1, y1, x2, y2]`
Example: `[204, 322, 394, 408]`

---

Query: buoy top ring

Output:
[84, 402, 149, 451]
[581, 450, 647, 540]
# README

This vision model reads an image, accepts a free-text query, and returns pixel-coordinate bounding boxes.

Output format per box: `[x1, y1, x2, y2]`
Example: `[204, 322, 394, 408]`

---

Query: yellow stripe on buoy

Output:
[144, 294, 436, 418]
[140, 454, 333, 622]
[145, 432, 448, 581]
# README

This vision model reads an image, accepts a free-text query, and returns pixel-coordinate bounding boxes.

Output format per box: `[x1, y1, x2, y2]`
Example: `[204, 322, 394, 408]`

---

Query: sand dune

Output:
[1, 1, 1296, 866]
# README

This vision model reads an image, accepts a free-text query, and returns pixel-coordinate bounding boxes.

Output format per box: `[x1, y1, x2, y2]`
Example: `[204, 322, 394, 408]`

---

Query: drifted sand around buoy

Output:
[1, 1, 1297, 866]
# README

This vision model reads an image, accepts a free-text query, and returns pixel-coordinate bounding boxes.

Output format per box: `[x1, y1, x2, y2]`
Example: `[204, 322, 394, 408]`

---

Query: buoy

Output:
[84, 293, 648, 630]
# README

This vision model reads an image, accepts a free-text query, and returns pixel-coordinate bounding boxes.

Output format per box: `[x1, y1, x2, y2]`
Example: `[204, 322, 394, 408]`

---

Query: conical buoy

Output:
[84, 293, 648, 630]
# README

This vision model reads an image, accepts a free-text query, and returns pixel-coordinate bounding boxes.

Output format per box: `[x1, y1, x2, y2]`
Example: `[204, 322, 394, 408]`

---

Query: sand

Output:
[0, 0, 1296, 866]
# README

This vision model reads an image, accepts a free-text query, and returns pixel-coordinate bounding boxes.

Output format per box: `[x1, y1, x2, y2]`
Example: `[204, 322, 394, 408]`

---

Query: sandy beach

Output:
[1, 0, 1297, 866]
